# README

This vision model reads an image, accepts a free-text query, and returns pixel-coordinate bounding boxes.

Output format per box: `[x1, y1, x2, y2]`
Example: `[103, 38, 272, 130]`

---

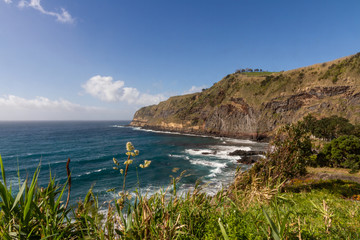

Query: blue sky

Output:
[1, 0, 359, 120]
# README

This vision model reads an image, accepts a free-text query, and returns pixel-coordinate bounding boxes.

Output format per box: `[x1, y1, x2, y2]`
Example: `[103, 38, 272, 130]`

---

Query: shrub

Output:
[318, 135, 360, 172]
[302, 114, 355, 141]
[234, 121, 312, 189]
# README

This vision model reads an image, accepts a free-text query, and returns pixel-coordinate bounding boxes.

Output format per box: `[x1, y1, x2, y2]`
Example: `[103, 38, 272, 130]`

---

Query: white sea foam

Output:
[189, 159, 227, 168]
[226, 138, 256, 144]
[184, 146, 243, 162]
[77, 168, 107, 177]
[111, 125, 127, 128]
[208, 168, 222, 177]
[211, 136, 257, 144]
[52, 160, 68, 164]
[131, 127, 211, 138]
[169, 154, 190, 160]
[213, 145, 251, 152]
[189, 157, 229, 179]
[212, 145, 252, 161]
[185, 144, 251, 162]
[185, 148, 216, 156]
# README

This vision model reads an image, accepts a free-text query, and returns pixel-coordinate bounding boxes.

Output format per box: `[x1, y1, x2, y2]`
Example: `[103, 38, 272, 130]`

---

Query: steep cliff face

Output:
[131, 53, 360, 139]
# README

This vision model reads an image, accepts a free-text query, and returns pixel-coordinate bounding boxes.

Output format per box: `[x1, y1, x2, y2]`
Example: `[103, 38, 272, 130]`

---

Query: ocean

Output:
[0, 121, 267, 208]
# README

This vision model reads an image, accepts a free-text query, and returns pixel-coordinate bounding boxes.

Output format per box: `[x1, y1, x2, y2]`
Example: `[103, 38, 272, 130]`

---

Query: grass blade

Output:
[23, 168, 39, 222]
[218, 218, 229, 240]
[0, 155, 7, 188]
[11, 180, 26, 211]
[54, 180, 68, 212]
[262, 208, 281, 240]
[0, 180, 10, 211]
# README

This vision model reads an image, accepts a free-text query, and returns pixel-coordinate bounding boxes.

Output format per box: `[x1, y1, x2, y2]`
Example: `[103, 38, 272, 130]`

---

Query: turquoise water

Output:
[0, 121, 267, 207]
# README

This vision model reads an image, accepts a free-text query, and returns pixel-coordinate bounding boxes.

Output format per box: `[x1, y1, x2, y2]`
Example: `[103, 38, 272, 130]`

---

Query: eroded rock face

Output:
[264, 86, 351, 114]
[130, 54, 360, 139]
[204, 102, 258, 137]
[308, 86, 351, 97]
[131, 87, 360, 139]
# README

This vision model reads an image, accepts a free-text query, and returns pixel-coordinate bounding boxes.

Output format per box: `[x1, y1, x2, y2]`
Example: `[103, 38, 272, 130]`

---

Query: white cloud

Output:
[82, 75, 166, 106]
[3, 0, 12, 4]
[137, 93, 166, 105]
[183, 85, 208, 94]
[0, 95, 113, 120]
[82, 75, 126, 102]
[0, 95, 100, 112]
[18, 0, 74, 23]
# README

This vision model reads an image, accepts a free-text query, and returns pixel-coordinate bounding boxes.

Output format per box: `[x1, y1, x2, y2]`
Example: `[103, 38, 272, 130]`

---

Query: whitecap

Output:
[76, 168, 107, 177]
[189, 159, 227, 168]
[131, 127, 211, 138]
[185, 149, 216, 156]
[111, 125, 127, 128]
[169, 154, 185, 158]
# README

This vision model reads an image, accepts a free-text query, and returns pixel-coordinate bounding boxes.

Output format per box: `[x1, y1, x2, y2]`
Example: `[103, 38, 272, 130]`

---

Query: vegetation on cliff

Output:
[131, 53, 360, 139]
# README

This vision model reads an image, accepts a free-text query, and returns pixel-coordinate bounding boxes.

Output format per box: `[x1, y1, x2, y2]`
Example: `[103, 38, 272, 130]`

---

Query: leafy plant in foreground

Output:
[0, 155, 73, 239]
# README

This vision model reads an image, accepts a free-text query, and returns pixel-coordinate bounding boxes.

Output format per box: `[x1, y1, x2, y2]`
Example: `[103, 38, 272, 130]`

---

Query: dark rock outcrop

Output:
[237, 156, 263, 165]
[229, 150, 265, 156]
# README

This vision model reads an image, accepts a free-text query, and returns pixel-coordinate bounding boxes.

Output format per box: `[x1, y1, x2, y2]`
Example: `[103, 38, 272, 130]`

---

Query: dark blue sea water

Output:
[0, 121, 267, 208]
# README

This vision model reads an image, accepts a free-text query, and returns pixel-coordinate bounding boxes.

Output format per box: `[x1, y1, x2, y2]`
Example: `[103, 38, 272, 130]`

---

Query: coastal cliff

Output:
[131, 53, 360, 139]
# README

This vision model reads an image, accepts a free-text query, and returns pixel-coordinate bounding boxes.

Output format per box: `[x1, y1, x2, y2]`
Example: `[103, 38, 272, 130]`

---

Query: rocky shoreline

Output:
[129, 123, 270, 142]
[130, 124, 268, 166]
[228, 149, 266, 164]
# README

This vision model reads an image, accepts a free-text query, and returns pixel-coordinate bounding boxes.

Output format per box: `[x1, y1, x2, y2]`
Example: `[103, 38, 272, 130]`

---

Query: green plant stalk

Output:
[122, 154, 131, 194]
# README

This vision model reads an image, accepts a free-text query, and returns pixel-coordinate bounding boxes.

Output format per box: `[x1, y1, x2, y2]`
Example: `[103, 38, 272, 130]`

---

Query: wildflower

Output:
[126, 142, 134, 151]
[117, 198, 124, 205]
[140, 160, 151, 168]
[113, 157, 118, 165]
[120, 169, 124, 174]
[144, 160, 151, 167]
[124, 159, 133, 165]
[134, 150, 139, 156]
[113, 167, 118, 170]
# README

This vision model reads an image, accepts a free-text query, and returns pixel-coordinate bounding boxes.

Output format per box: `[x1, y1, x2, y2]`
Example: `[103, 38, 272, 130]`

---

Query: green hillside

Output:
[131, 53, 360, 139]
